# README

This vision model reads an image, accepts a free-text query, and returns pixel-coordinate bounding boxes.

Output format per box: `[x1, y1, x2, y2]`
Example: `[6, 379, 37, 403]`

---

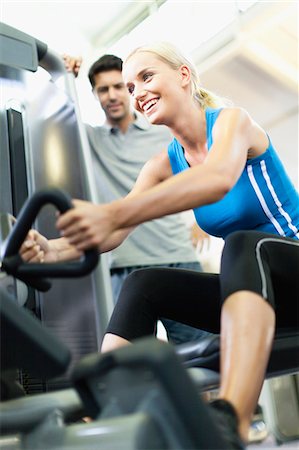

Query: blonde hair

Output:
[125, 42, 227, 109]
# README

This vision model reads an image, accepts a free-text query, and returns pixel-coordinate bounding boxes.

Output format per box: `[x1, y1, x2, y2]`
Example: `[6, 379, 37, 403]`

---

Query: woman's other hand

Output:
[20, 230, 58, 263]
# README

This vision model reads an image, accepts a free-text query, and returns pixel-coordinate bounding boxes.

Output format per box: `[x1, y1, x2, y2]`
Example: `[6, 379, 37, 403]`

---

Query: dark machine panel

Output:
[0, 23, 112, 393]
[6, 108, 29, 216]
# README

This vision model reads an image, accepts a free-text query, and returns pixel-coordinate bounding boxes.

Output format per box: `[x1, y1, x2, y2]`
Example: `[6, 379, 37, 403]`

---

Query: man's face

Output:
[93, 69, 131, 123]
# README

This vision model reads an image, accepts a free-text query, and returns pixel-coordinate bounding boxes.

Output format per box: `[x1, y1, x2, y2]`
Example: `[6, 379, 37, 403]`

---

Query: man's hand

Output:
[62, 54, 83, 78]
[190, 223, 209, 250]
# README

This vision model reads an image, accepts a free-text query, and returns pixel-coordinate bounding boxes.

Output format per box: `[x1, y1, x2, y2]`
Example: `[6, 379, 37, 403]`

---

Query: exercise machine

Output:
[0, 188, 231, 450]
[0, 21, 114, 395]
[1, 189, 299, 449]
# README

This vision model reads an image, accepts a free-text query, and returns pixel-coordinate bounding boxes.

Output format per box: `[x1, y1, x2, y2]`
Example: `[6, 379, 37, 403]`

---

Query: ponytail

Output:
[195, 87, 227, 109]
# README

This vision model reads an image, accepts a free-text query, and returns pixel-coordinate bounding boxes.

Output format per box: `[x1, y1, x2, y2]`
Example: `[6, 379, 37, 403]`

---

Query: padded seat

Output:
[176, 327, 299, 389]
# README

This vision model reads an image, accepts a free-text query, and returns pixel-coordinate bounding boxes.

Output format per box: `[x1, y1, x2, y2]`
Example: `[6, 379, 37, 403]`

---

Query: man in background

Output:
[63, 53, 209, 344]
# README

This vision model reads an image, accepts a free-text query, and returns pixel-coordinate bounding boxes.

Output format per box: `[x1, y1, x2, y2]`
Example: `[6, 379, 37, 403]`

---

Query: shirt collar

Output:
[103, 111, 151, 134]
[132, 111, 151, 131]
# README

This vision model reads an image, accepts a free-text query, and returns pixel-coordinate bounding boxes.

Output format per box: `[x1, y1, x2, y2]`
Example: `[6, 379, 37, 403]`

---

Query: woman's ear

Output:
[179, 64, 192, 87]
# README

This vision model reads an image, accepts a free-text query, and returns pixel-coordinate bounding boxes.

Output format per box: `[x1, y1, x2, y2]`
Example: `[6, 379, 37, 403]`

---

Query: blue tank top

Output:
[168, 108, 299, 240]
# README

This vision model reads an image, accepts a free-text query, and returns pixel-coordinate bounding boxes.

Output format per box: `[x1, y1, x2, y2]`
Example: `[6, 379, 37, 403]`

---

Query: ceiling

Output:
[194, 1, 298, 184]
[1, 1, 166, 55]
[1, 0, 298, 184]
[196, 2, 297, 89]
[2, 1, 296, 78]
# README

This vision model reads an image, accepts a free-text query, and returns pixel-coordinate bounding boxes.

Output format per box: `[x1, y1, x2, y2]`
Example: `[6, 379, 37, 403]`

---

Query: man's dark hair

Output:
[88, 54, 123, 89]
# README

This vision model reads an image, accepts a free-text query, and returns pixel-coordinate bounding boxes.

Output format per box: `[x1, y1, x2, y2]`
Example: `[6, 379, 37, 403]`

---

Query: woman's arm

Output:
[56, 150, 173, 252]
[56, 108, 256, 251]
[21, 151, 173, 258]
[113, 107, 256, 219]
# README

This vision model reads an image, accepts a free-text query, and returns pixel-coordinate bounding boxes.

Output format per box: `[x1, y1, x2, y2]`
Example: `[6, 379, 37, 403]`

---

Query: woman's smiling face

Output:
[123, 51, 188, 126]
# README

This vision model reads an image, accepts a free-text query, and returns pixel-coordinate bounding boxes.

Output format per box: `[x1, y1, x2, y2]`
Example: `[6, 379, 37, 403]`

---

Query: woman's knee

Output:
[106, 269, 161, 341]
[120, 268, 159, 300]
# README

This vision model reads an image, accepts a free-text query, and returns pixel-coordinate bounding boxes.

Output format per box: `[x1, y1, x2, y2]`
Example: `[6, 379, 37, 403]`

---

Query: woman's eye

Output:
[143, 72, 153, 81]
[127, 85, 134, 95]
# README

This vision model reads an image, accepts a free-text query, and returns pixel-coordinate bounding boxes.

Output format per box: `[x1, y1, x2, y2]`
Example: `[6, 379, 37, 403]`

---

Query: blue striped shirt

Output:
[168, 108, 299, 240]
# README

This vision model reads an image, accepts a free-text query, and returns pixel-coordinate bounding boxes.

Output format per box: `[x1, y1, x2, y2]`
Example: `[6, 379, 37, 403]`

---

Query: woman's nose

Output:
[134, 87, 147, 101]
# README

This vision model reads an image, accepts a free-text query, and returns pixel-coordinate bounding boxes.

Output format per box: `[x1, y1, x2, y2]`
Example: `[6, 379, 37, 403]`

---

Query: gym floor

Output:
[250, 436, 299, 449]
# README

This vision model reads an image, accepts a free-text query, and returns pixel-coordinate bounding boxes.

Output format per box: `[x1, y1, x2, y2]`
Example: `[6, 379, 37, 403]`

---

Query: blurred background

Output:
[2, 0, 298, 185]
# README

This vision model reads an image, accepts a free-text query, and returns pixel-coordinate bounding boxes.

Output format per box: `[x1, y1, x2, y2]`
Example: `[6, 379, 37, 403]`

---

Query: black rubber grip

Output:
[2, 188, 99, 282]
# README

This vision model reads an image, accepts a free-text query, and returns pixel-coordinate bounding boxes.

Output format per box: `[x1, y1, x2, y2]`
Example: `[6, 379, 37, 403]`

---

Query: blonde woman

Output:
[26, 42, 299, 448]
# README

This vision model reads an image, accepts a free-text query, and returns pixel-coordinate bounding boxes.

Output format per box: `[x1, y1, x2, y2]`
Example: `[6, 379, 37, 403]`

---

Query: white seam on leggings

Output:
[255, 237, 299, 299]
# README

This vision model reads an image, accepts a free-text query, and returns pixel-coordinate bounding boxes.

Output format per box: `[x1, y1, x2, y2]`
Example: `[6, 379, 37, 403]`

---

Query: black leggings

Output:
[106, 231, 299, 341]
